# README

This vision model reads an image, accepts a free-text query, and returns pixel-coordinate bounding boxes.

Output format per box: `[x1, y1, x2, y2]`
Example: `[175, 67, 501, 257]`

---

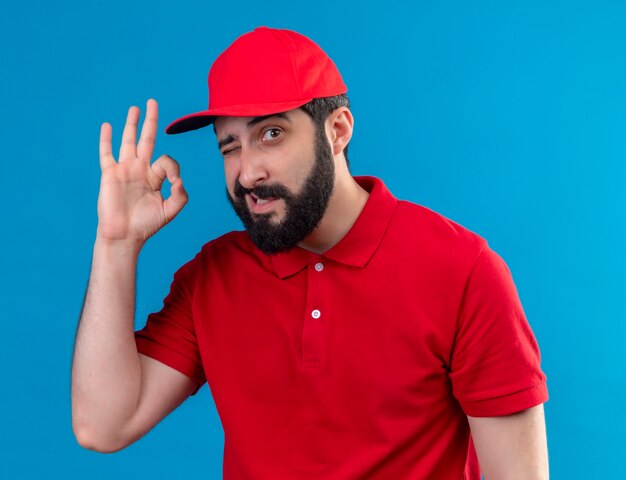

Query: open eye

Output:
[261, 128, 283, 142]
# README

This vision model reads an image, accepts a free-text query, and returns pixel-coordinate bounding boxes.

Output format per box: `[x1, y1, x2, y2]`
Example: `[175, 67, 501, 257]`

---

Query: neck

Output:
[298, 171, 369, 254]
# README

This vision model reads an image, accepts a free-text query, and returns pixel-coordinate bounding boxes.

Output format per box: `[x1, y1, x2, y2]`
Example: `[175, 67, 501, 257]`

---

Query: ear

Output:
[326, 107, 354, 156]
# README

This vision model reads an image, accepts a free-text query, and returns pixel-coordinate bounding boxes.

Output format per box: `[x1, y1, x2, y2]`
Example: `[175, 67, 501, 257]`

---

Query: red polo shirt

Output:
[135, 176, 548, 479]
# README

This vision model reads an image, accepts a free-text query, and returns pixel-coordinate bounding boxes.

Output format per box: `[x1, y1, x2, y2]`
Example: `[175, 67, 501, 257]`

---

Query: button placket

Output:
[302, 259, 326, 367]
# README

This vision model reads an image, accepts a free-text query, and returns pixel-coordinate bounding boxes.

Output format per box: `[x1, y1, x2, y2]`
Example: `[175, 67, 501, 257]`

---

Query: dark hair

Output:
[300, 94, 351, 165]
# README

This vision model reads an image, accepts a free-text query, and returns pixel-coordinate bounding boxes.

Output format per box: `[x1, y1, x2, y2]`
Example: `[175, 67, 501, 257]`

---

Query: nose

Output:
[237, 145, 268, 190]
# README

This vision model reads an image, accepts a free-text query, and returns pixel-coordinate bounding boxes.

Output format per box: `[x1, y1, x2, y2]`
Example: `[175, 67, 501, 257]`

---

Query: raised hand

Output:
[96, 99, 187, 247]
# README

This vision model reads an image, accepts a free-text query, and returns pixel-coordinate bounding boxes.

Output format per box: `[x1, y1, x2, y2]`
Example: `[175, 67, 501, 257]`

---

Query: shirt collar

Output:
[269, 176, 398, 279]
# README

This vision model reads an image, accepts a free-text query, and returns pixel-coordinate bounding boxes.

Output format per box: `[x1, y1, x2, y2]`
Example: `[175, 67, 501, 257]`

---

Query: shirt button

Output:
[314, 262, 324, 272]
[311, 309, 321, 319]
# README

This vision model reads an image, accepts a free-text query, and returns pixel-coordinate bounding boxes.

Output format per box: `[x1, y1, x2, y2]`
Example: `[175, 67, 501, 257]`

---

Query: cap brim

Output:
[165, 98, 314, 135]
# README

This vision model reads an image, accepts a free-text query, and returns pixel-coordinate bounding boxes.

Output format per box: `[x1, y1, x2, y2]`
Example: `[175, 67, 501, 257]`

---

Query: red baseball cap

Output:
[165, 26, 348, 134]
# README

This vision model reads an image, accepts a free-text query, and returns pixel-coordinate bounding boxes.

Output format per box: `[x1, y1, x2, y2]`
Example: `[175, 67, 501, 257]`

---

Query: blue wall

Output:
[1, 1, 624, 477]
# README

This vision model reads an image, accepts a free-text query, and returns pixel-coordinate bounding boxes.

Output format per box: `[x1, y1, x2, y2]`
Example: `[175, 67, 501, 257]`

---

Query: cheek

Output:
[223, 160, 238, 193]
[280, 149, 316, 187]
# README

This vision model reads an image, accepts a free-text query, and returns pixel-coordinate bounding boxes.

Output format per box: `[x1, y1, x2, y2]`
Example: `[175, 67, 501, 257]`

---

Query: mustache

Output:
[234, 179, 292, 200]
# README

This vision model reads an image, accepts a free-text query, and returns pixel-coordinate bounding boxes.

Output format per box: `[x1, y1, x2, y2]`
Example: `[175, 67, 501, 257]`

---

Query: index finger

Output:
[137, 98, 158, 161]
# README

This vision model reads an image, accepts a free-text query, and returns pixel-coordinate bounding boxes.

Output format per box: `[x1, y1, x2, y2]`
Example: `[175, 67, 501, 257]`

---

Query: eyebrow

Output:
[217, 112, 291, 150]
[246, 112, 290, 127]
[218, 134, 235, 150]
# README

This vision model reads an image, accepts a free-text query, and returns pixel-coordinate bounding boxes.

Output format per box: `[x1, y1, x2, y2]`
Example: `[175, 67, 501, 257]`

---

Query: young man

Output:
[72, 27, 549, 479]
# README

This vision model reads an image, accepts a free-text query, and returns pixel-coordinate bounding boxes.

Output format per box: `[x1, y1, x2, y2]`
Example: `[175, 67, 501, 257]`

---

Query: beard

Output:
[226, 126, 335, 254]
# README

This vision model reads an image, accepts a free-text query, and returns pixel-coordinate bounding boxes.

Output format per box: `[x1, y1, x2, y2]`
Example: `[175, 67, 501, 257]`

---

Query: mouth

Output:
[246, 193, 279, 214]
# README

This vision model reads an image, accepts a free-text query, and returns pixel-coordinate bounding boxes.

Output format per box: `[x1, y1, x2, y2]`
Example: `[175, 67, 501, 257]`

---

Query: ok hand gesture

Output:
[97, 99, 188, 247]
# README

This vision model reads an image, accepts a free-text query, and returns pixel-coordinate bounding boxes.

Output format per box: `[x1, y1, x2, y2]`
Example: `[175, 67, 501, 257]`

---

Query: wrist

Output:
[94, 231, 144, 258]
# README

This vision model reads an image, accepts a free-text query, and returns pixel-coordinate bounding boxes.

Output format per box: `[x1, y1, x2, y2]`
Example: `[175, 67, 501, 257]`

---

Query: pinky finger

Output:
[99, 122, 116, 170]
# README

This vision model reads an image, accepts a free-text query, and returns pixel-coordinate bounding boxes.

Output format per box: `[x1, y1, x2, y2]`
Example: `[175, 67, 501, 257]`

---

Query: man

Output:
[72, 27, 549, 479]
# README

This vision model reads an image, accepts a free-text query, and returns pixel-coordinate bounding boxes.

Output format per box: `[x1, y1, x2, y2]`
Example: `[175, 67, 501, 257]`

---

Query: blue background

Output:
[1, 0, 624, 477]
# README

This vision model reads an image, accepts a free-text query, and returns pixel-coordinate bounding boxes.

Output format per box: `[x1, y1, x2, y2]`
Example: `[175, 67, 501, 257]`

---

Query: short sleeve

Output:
[449, 245, 548, 416]
[134, 258, 207, 396]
